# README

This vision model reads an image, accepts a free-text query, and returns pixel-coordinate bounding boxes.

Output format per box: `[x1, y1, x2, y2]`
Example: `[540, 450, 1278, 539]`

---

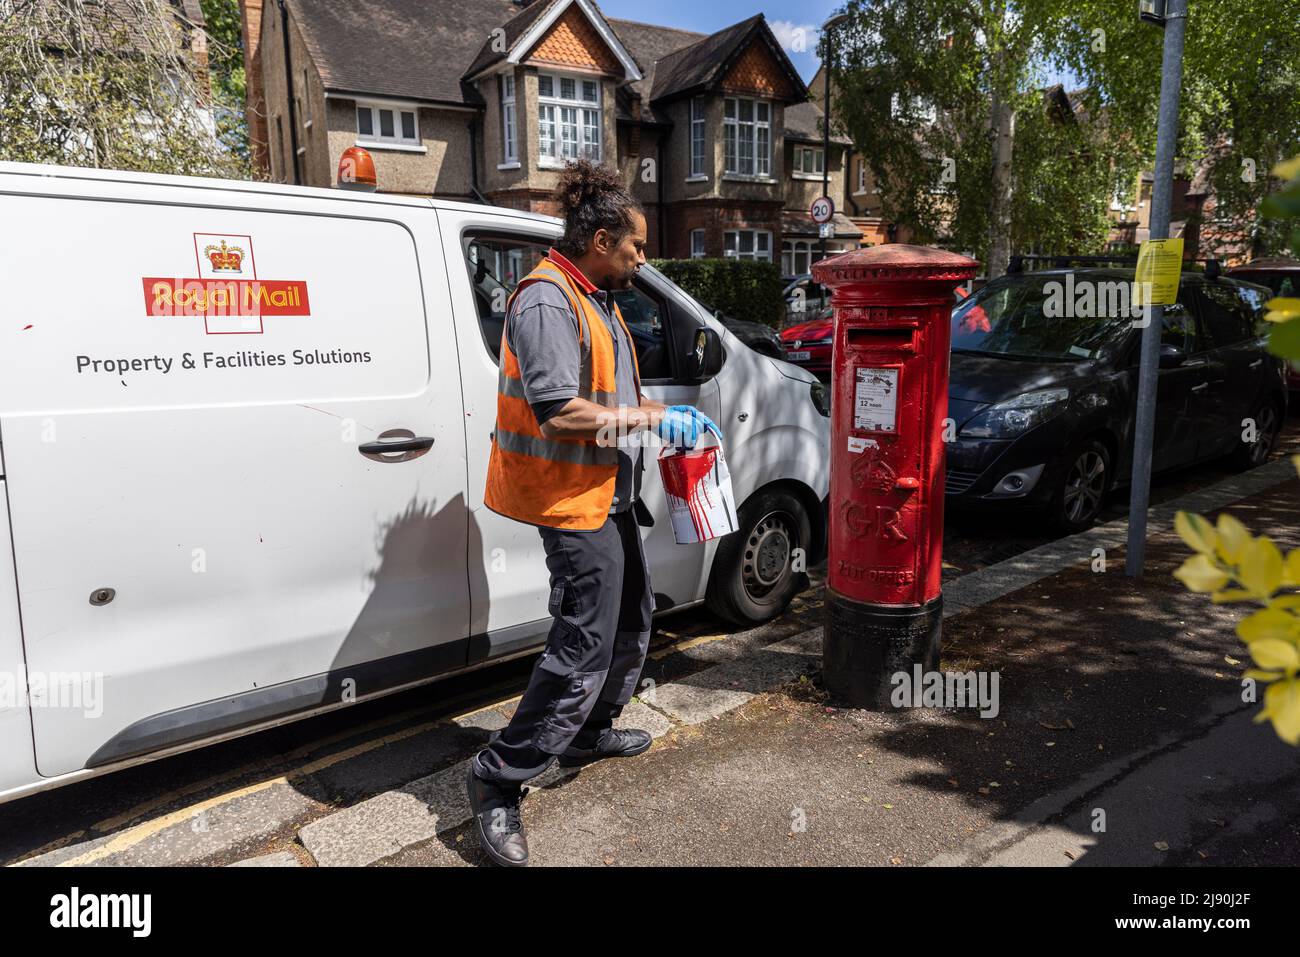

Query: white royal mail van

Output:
[0, 162, 829, 803]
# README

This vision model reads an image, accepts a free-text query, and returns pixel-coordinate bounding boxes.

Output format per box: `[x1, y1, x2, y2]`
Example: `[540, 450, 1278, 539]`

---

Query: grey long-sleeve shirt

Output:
[505, 279, 642, 512]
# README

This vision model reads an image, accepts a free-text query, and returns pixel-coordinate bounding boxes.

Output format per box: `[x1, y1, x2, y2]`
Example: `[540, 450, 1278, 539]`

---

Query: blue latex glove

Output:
[670, 405, 723, 442]
[657, 405, 724, 449]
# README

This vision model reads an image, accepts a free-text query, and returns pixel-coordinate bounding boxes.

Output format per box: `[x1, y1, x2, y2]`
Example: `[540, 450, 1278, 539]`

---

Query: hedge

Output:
[650, 258, 787, 328]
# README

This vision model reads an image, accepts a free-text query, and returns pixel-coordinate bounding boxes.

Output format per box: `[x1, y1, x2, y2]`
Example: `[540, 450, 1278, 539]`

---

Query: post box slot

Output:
[846, 327, 915, 351]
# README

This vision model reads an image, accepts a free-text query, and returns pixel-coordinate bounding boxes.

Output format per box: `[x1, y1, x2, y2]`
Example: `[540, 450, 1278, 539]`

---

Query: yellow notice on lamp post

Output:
[1134, 238, 1184, 306]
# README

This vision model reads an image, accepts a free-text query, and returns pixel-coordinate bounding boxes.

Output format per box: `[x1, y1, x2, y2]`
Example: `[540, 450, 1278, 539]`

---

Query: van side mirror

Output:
[1158, 343, 1186, 369]
[684, 326, 723, 381]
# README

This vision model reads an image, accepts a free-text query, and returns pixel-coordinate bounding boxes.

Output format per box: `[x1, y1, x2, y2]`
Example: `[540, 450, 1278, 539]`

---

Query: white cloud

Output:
[769, 19, 820, 56]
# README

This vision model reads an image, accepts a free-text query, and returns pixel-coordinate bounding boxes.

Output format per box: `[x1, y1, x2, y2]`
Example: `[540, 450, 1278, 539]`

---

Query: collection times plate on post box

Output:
[853, 368, 899, 432]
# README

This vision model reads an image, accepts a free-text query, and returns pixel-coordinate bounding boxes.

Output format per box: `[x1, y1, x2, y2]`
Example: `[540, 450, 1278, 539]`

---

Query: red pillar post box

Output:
[811, 245, 978, 709]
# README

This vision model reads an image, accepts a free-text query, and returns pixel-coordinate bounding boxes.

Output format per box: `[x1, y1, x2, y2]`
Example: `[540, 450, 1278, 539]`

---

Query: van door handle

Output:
[1190, 382, 1209, 393]
[358, 436, 434, 455]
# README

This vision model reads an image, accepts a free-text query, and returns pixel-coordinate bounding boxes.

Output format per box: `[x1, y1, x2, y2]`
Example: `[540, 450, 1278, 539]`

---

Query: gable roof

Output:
[284, 0, 521, 107]
[606, 17, 707, 124]
[282, 0, 801, 118]
[648, 14, 807, 104]
[463, 0, 642, 83]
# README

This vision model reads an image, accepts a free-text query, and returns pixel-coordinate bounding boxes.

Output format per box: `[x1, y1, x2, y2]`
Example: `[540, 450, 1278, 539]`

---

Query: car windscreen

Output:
[951, 275, 1136, 360]
[1232, 271, 1298, 297]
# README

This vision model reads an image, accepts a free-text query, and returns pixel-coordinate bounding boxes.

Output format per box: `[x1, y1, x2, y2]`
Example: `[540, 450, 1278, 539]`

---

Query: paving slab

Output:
[227, 851, 302, 867]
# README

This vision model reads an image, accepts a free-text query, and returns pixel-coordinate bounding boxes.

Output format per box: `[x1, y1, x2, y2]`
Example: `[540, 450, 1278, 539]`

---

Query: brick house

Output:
[1107, 158, 1258, 266]
[242, 0, 860, 265]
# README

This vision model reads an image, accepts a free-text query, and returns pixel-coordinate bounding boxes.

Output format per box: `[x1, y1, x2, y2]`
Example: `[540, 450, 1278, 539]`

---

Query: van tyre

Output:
[1049, 438, 1110, 533]
[1229, 398, 1281, 472]
[706, 489, 812, 627]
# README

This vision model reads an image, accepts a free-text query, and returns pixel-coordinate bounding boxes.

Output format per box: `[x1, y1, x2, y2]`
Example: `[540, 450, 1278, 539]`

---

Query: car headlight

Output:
[810, 381, 830, 417]
[959, 388, 1070, 438]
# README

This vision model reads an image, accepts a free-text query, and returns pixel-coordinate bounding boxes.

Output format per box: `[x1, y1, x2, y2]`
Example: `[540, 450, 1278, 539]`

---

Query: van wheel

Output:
[1048, 439, 1110, 533]
[1228, 398, 1281, 471]
[706, 489, 812, 627]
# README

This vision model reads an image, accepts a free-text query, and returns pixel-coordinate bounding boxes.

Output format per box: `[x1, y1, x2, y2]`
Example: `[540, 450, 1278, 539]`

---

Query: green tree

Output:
[832, 0, 1135, 275]
[0, 0, 249, 177]
[1049, 0, 1300, 260]
[199, 0, 250, 165]
[831, 0, 1299, 272]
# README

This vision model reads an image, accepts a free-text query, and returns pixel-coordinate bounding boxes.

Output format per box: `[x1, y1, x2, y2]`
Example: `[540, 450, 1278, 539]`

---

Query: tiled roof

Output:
[649, 14, 806, 104]
[463, 0, 564, 81]
[784, 100, 852, 145]
[607, 17, 707, 124]
[285, 0, 805, 120]
[285, 0, 522, 106]
[27, 0, 203, 58]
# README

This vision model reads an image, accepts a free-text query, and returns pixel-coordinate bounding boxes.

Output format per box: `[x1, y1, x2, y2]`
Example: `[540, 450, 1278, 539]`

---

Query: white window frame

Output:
[537, 71, 602, 167]
[355, 99, 424, 151]
[690, 229, 706, 259]
[689, 96, 707, 179]
[723, 97, 770, 177]
[782, 239, 815, 276]
[500, 73, 518, 166]
[856, 158, 867, 194]
[792, 145, 825, 178]
[724, 229, 772, 262]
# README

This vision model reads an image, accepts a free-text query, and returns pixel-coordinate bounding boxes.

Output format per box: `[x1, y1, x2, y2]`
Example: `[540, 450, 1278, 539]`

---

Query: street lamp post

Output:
[819, 14, 848, 265]
[1126, 0, 1189, 577]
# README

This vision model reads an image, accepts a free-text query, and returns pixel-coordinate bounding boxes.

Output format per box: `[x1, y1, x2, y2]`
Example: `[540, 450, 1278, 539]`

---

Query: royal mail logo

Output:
[203, 238, 244, 272]
[142, 233, 310, 335]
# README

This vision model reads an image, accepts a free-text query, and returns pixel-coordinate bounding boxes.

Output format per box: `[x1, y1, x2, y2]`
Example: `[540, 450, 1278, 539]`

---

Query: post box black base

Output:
[823, 590, 942, 710]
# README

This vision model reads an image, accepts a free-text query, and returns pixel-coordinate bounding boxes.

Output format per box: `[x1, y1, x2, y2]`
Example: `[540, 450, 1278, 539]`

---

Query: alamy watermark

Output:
[1042, 274, 1157, 328]
[1, 669, 104, 718]
[890, 665, 1000, 718]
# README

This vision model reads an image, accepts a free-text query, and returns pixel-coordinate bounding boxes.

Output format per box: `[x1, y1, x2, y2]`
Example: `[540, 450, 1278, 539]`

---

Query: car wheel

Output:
[705, 488, 812, 626]
[1229, 398, 1281, 471]
[1049, 439, 1110, 533]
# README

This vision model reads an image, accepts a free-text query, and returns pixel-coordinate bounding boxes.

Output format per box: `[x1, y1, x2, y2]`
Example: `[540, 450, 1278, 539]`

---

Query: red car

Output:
[779, 309, 833, 378]
[779, 288, 974, 379]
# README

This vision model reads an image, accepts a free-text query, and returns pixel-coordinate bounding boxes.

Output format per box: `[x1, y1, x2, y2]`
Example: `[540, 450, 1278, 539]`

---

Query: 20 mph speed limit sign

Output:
[810, 196, 835, 224]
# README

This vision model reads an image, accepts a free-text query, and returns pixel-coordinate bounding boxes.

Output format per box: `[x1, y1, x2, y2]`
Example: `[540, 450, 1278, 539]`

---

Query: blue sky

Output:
[597, 0, 1080, 88]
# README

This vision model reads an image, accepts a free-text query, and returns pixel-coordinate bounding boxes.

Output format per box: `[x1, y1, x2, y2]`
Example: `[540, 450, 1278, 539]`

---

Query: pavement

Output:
[10, 455, 1300, 868]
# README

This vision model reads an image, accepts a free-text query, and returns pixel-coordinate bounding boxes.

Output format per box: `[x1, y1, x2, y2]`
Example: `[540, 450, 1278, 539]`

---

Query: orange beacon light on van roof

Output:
[337, 146, 377, 192]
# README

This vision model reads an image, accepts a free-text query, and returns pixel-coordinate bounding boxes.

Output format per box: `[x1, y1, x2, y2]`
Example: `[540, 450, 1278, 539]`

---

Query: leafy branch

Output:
[1174, 506, 1300, 744]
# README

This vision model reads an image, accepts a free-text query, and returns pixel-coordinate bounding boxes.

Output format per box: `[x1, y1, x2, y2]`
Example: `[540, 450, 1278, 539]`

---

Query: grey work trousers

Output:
[474, 508, 655, 783]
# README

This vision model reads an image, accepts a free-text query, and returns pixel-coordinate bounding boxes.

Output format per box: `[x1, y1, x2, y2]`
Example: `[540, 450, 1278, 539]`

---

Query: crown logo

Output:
[204, 239, 244, 272]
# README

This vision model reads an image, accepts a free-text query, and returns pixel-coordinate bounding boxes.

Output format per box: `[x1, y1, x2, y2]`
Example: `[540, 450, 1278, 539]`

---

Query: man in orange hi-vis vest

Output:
[467, 160, 721, 867]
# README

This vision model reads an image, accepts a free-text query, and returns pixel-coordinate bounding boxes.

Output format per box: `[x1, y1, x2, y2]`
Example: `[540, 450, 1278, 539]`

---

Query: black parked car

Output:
[945, 267, 1288, 531]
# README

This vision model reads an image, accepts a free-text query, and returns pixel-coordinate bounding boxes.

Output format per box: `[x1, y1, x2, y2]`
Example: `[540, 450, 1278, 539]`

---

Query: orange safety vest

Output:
[484, 257, 642, 531]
